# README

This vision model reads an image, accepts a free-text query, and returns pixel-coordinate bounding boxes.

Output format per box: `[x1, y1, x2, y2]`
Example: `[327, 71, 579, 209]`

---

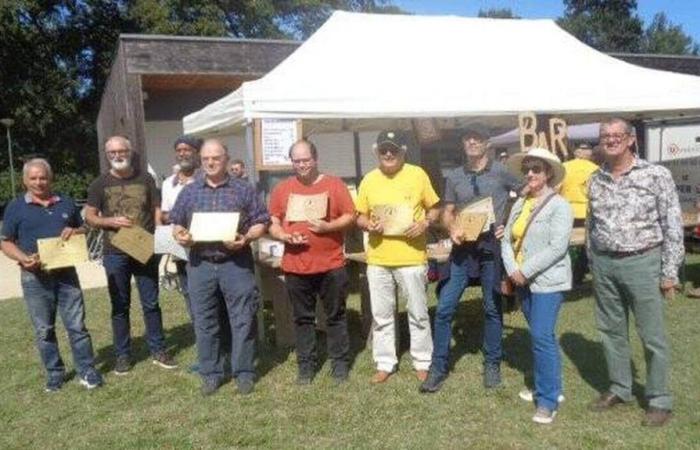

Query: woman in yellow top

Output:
[501, 148, 573, 425]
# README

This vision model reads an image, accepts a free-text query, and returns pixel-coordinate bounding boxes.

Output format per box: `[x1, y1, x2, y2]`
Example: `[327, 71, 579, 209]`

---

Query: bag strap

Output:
[513, 193, 556, 256]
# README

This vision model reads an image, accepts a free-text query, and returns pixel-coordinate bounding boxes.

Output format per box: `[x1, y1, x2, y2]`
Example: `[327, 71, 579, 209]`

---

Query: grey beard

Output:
[109, 158, 131, 171]
[178, 159, 195, 173]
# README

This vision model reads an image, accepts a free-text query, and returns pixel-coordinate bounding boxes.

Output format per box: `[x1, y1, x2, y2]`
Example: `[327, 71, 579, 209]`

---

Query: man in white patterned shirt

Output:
[586, 117, 683, 427]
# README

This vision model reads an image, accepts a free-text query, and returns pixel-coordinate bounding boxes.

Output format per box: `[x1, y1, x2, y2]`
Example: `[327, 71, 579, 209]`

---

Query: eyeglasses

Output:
[378, 146, 401, 156]
[600, 133, 630, 142]
[521, 163, 546, 175]
[106, 149, 129, 157]
[291, 157, 314, 165]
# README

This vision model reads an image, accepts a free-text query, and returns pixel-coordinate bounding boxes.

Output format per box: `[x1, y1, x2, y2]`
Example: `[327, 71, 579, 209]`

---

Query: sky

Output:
[392, 1, 700, 45]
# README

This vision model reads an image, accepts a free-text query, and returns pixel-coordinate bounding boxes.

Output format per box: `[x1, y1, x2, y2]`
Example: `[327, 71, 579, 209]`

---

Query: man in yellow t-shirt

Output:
[356, 130, 440, 384]
[560, 144, 598, 285]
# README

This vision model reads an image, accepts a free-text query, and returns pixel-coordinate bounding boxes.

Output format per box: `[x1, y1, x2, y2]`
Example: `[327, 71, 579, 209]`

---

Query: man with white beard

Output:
[85, 136, 177, 375]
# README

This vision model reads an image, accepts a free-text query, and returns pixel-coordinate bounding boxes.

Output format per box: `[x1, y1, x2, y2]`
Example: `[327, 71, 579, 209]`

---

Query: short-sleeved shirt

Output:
[443, 159, 521, 226]
[269, 174, 355, 274]
[86, 171, 160, 254]
[561, 158, 598, 219]
[169, 175, 270, 263]
[1, 193, 83, 255]
[355, 163, 440, 266]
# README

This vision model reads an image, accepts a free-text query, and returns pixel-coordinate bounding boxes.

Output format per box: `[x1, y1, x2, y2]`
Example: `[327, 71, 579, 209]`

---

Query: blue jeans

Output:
[519, 287, 564, 411]
[187, 252, 259, 384]
[432, 251, 502, 374]
[20, 268, 98, 380]
[103, 253, 166, 357]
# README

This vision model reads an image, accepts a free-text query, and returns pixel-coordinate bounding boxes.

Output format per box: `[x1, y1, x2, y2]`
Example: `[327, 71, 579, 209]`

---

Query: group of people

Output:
[0, 117, 683, 427]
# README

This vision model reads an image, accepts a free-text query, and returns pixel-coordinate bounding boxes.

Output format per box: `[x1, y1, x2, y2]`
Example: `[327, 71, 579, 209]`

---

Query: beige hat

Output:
[506, 147, 566, 187]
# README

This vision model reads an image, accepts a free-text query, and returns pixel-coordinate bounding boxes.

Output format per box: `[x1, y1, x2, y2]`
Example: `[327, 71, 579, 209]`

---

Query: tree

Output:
[642, 12, 699, 55]
[477, 8, 519, 19]
[0, 0, 403, 176]
[557, 0, 644, 52]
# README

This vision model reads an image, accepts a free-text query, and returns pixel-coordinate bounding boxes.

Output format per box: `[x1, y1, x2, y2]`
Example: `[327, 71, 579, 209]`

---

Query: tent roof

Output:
[184, 11, 700, 136]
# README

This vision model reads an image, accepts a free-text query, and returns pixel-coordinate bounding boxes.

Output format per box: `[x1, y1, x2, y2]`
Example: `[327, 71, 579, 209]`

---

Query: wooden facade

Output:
[96, 34, 299, 172]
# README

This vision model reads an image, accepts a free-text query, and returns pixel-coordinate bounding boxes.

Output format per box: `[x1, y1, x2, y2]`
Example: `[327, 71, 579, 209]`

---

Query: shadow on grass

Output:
[95, 321, 196, 372]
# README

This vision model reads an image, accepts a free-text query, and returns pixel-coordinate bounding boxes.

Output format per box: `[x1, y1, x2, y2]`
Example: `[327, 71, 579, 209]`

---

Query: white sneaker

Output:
[532, 406, 557, 424]
[519, 388, 565, 403]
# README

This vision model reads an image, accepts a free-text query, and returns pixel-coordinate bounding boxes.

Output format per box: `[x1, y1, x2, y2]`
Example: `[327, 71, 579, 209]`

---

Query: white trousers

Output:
[366, 264, 433, 372]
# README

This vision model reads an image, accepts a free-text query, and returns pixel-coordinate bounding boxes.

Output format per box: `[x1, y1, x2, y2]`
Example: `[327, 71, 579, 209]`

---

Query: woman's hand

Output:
[510, 270, 528, 287]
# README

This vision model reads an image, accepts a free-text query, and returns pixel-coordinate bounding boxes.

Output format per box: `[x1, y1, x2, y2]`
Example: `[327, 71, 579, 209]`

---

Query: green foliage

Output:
[0, 170, 94, 204]
[642, 12, 700, 55]
[477, 8, 520, 19]
[558, 0, 644, 52]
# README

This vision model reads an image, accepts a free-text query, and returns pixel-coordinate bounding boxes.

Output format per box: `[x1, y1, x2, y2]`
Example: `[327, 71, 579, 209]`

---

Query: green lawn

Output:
[1, 257, 700, 449]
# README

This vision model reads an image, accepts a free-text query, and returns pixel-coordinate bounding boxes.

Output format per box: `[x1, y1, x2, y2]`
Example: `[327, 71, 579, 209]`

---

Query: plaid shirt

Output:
[587, 157, 684, 282]
[169, 174, 270, 261]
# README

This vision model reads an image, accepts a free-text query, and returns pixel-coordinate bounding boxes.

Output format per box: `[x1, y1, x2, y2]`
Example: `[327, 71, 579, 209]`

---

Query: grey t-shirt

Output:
[443, 160, 521, 225]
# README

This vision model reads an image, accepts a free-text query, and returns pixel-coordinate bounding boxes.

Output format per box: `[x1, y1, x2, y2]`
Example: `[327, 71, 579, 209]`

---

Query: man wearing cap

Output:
[356, 130, 440, 384]
[1, 158, 103, 392]
[170, 138, 269, 396]
[560, 143, 598, 285]
[268, 139, 356, 385]
[85, 136, 177, 375]
[420, 126, 521, 393]
[160, 135, 201, 319]
[587, 118, 683, 427]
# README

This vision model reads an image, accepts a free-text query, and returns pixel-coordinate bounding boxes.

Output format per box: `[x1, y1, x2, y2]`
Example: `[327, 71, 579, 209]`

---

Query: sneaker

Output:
[330, 363, 349, 384]
[114, 355, 132, 375]
[483, 364, 502, 389]
[45, 376, 65, 393]
[152, 351, 178, 370]
[519, 388, 565, 403]
[200, 378, 222, 397]
[419, 369, 447, 394]
[236, 378, 255, 395]
[79, 370, 104, 390]
[532, 406, 557, 424]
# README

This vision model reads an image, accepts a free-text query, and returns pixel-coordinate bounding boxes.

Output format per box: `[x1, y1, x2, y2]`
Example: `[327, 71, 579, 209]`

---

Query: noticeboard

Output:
[254, 119, 303, 171]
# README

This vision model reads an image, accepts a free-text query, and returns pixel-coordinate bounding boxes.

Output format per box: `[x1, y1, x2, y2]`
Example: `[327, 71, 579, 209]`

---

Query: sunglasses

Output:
[378, 146, 402, 155]
[521, 163, 546, 175]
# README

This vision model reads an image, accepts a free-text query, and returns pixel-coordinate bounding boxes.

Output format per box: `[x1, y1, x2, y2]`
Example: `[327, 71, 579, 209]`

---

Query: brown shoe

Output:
[370, 371, 393, 384]
[416, 370, 429, 382]
[589, 391, 626, 412]
[642, 407, 673, 427]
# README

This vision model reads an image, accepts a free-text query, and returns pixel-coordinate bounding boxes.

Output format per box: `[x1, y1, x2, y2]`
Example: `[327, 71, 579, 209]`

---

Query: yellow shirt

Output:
[560, 159, 599, 219]
[511, 197, 536, 265]
[355, 164, 440, 266]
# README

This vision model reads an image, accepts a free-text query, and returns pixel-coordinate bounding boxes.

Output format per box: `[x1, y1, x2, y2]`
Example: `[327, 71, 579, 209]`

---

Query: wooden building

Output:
[96, 34, 299, 176]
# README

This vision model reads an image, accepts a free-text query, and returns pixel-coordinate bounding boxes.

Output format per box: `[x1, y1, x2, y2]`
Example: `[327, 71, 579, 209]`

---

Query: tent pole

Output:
[245, 121, 258, 186]
[353, 131, 362, 186]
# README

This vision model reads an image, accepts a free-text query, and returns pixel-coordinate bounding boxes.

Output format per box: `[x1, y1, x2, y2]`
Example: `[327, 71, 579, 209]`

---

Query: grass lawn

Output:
[1, 256, 700, 449]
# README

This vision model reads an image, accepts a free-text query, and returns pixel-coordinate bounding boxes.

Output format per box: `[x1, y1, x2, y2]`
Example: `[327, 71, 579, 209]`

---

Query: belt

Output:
[596, 243, 661, 259]
[199, 254, 234, 263]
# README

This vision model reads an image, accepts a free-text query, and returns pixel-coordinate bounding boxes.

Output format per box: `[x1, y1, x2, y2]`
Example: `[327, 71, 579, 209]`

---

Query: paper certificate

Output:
[154, 225, 188, 260]
[37, 234, 89, 270]
[111, 226, 155, 265]
[189, 212, 240, 242]
[371, 204, 414, 236]
[285, 192, 328, 222]
[459, 197, 495, 234]
[455, 212, 488, 242]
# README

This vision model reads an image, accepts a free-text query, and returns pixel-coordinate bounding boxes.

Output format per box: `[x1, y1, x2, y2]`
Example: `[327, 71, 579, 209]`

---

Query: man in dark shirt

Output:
[85, 135, 177, 374]
[420, 127, 521, 393]
[170, 138, 269, 396]
[1, 159, 102, 392]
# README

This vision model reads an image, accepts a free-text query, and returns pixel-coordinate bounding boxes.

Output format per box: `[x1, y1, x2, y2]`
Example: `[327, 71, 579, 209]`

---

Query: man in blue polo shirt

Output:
[1, 158, 102, 392]
[170, 138, 269, 396]
[420, 126, 521, 393]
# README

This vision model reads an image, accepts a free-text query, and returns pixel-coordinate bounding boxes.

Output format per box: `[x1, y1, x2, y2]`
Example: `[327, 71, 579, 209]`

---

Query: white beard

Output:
[109, 158, 131, 171]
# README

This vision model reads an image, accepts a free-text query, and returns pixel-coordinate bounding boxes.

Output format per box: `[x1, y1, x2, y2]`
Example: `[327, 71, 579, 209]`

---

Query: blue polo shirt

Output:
[1, 193, 83, 254]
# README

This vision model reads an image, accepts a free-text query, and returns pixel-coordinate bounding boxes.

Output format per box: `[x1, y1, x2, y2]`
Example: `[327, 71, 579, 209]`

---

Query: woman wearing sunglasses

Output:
[501, 147, 573, 424]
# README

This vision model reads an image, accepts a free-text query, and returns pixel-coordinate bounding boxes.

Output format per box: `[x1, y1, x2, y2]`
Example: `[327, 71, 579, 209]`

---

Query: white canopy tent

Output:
[184, 11, 700, 136]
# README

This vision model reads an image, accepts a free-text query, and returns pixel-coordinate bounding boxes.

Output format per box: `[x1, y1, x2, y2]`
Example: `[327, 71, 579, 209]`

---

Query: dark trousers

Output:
[187, 254, 259, 383]
[103, 253, 166, 357]
[175, 259, 193, 321]
[285, 267, 350, 372]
